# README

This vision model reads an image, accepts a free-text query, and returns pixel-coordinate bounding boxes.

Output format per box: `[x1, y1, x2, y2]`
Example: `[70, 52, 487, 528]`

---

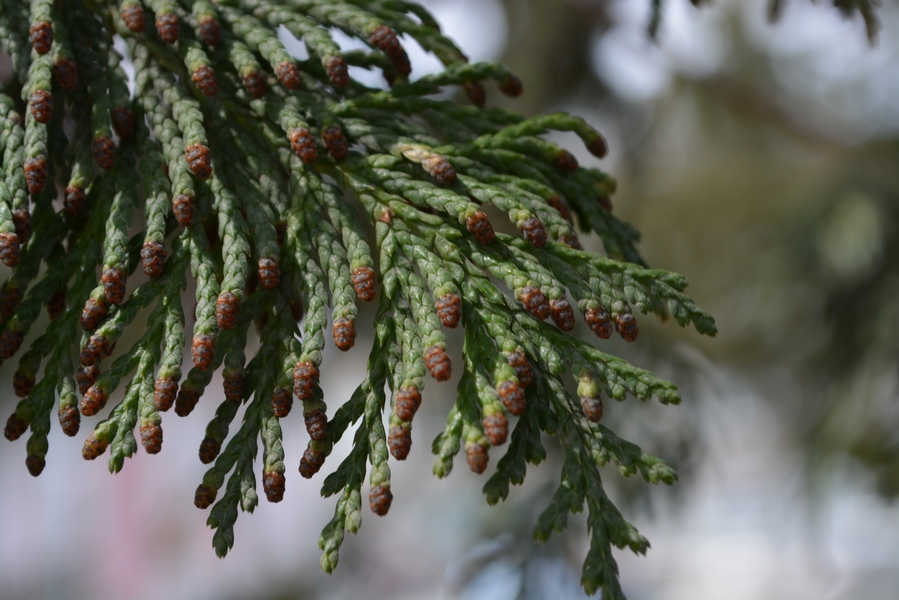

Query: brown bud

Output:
[173, 194, 196, 226]
[122, 4, 145, 32]
[351, 266, 377, 302]
[82, 433, 109, 460]
[559, 233, 581, 249]
[435, 293, 461, 329]
[80, 385, 108, 416]
[108, 109, 133, 144]
[140, 240, 166, 278]
[293, 361, 319, 401]
[424, 156, 457, 185]
[154, 377, 178, 411]
[498, 380, 526, 415]
[194, 484, 217, 509]
[24, 156, 48, 194]
[277, 62, 301, 89]
[424, 344, 452, 382]
[198, 16, 220, 46]
[258, 258, 280, 290]
[499, 74, 523, 97]
[174, 388, 200, 417]
[272, 388, 293, 418]
[102, 267, 126, 305]
[467, 443, 489, 474]
[598, 196, 613, 211]
[555, 149, 578, 172]
[547, 194, 572, 222]
[505, 351, 533, 389]
[299, 447, 325, 478]
[0, 285, 21, 319]
[140, 422, 163, 454]
[58, 405, 80, 437]
[369, 485, 393, 516]
[12, 208, 31, 244]
[199, 436, 221, 464]
[29, 21, 53, 55]
[321, 125, 347, 160]
[92, 136, 116, 170]
[305, 409, 328, 441]
[325, 55, 349, 87]
[264, 471, 285, 503]
[519, 286, 551, 320]
[0, 232, 20, 267]
[332, 317, 356, 351]
[242, 69, 265, 98]
[156, 12, 179, 44]
[77, 365, 99, 395]
[26, 455, 45, 477]
[615, 313, 639, 342]
[483, 413, 508, 446]
[370, 25, 401, 54]
[192, 65, 217, 96]
[191, 333, 215, 371]
[29, 89, 53, 124]
[215, 292, 240, 330]
[550, 298, 575, 331]
[0, 328, 24, 359]
[185, 143, 212, 179]
[464, 80, 486, 107]
[520, 217, 547, 248]
[388, 425, 412, 460]
[80, 297, 108, 331]
[64, 186, 87, 218]
[13, 370, 34, 398]
[46, 289, 66, 321]
[53, 58, 78, 91]
[588, 135, 608, 158]
[584, 308, 613, 338]
[581, 395, 603, 422]
[289, 127, 318, 164]
[395, 386, 422, 422]
[223, 373, 244, 402]
[4, 413, 28, 441]
[466, 210, 495, 244]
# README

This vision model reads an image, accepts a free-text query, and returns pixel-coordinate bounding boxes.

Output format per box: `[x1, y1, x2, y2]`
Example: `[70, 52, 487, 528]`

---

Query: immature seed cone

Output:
[215, 292, 240, 330]
[23, 156, 48, 194]
[199, 437, 221, 464]
[277, 62, 301, 89]
[424, 345, 452, 382]
[424, 155, 456, 185]
[550, 298, 576, 331]
[505, 351, 533, 389]
[29, 21, 53, 55]
[519, 286, 551, 320]
[547, 194, 572, 222]
[520, 217, 547, 248]
[483, 413, 509, 446]
[369, 25, 411, 76]
[369, 485, 393, 516]
[585, 307, 613, 339]
[122, 4, 145, 32]
[102, 267, 126, 305]
[47, 289, 66, 320]
[305, 409, 328, 441]
[325, 55, 349, 87]
[258, 258, 280, 290]
[13, 209, 31, 244]
[351, 266, 377, 302]
[616, 313, 639, 342]
[194, 484, 217, 509]
[388, 425, 412, 460]
[191, 334, 215, 371]
[76, 365, 99, 395]
[154, 377, 178, 411]
[185, 143, 212, 179]
[467, 443, 489, 474]
[80, 297, 108, 331]
[395, 386, 422, 422]
[223, 373, 244, 402]
[26, 455, 45, 477]
[466, 211, 495, 244]
[0, 329, 25, 359]
[175, 388, 200, 417]
[13, 371, 34, 398]
[192, 65, 218, 96]
[289, 127, 317, 163]
[499, 74, 523, 97]
[58, 405, 80, 437]
[293, 361, 319, 400]
[82, 434, 109, 460]
[464, 80, 486, 107]
[156, 13, 179, 44]
[272, 388, 293, 418]
[198, 16, 220, 46]
[242, 70, 265, 98]
[299, 448, 325, 478]
[173, 194, 196, 226]
[435, 293, 461, 328]
[80, 386, 108, 417]
[64, 186, 87, 218]
[332, 317, 356, 351]
[140, 240, 166, 278]
[0, 232, 20, 267]
[322, 125, 348, 160]
[4, 413, 28, 441]
[0, 285, 22, 319]
[140, 423, 163, 454]
[110, 106, 134, 139]
[498, 380, 526, 415]
[263, 472, 286, 503]
[581, 395, 604, 422]
[555, 149, 578, 172]
[92, 135, 116, 170]
[53, 58, 78, 91]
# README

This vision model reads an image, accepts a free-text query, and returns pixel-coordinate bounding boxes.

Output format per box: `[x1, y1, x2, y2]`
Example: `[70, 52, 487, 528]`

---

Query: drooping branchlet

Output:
[122, 4, 145, 33]
[215, 292, 240, 330]
[293, 361, 319, 401]
[519, 286, 551, 320]
[198, 16, 220, 46]
[58, 405, 80, 437]
[272, 388, 293, 418]
[191, 334, 215, 371]
[550, 298, 576, 331]
[483, 413, 508, 446]
[277, 62, 301, 89]
[466, 211, 495, 244]
[82, 433, 109, 460]
[13, 371, 34, 398]
[140, 241, 166, 278]
[242, 70, 265, 98]
[80, 385, 108, 416]
[520, 217, 547, 248]
[258, 258, 280, 290]
[80, 297, 108, 331]
[369, 485, 393, 516]
[289, 127, 317, 164]
[332, 317, 356, 351]
[140, 423, 163, 454]
[92, 136, 116, 170]
[102, 267, 126, 305]
[54, 58, 78, 91]
[29, 21, 53, 55]
[436, 294, 461, 328]
[156, 13, 179, 44]
[111, 106, 134, 139]
[185, 143, 212, 179]
[173, 194, 196, 226]
[615, 312, 639, 342]
[325, 55, 349, 87]
[192, 65, 218, 96]
[322, 126, 348, 160]
[154, 377, 178, 411]
[395, 386, 422, 422]
[77, 365, 99, 395]
[498, 380, 526, 415]
[424, 344, 452, 382]
[388, 425, 412, 460]
[263, 471, 285, 503]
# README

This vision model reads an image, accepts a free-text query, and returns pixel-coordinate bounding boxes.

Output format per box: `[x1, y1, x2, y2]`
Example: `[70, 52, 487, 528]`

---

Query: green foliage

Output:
[0, 0, 719, 596]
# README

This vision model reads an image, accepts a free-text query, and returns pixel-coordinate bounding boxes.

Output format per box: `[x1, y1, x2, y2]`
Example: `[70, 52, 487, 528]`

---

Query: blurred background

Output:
[3, 0, 899, 598]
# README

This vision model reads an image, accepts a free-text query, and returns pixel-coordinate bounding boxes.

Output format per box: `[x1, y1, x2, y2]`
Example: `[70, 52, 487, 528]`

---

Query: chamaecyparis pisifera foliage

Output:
[0, 0, 720, 597]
